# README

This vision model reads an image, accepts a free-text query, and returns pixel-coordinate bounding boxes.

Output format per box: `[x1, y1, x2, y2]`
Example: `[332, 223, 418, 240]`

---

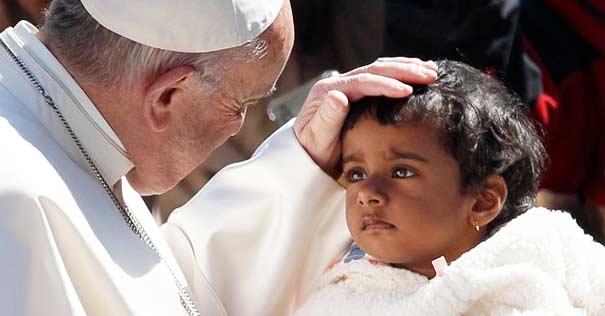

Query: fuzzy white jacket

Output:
[296, 208, 605, 316]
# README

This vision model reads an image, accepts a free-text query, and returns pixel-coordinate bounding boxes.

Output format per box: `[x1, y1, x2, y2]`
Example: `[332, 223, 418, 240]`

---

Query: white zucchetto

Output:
[81, 0, 283, 53]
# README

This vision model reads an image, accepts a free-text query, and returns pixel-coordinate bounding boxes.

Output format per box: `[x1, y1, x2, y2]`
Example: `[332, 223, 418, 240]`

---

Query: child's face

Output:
[342, 116, 482, 276]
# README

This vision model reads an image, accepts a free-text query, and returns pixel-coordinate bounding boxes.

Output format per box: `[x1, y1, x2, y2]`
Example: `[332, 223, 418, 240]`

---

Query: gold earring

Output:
[474, 221, 480, 232]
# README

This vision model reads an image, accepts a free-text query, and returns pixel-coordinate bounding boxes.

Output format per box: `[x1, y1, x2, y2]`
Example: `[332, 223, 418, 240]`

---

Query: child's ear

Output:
[469, 175, 508, 230]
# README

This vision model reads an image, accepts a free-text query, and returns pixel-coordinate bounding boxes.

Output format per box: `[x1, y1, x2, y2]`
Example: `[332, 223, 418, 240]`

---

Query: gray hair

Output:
[42, 0, 268, 88]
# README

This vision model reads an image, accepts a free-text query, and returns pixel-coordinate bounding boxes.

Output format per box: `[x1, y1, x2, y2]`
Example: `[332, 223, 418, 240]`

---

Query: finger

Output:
[321, 73, 414, 102]
[376, 57, 438, 70]
[327, 89, 350, 114]
[342, 61, 437, 84]
[318, 91, 348, 125]
[309, 90, 349, 136]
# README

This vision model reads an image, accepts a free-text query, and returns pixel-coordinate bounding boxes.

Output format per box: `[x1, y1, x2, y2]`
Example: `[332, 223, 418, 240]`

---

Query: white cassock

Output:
[0, 21, 225, 316]
[1, 20, 351, 316]
[162, 122, 352, 315]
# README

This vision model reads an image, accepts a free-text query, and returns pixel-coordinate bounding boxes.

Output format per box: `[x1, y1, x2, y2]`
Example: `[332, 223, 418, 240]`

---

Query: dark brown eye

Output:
[347, 169, 366, 182]
[392, 167, 415, 179]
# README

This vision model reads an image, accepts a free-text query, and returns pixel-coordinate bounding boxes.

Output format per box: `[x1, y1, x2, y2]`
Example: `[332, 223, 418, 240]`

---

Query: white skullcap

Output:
[81, 0, 283, 53]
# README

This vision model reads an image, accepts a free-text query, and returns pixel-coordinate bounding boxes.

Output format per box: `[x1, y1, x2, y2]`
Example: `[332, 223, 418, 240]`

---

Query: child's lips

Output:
[361, 217, 395, 230]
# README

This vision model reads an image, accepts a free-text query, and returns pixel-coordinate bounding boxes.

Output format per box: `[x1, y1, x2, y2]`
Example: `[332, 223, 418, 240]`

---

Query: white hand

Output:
[294, 57, 438, 176]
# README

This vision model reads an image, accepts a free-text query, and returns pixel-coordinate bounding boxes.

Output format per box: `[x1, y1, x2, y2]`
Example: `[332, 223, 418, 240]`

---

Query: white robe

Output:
[0, 21, 225, 316]
[163, 120, 352, 316]
[296, 208, 605, 316]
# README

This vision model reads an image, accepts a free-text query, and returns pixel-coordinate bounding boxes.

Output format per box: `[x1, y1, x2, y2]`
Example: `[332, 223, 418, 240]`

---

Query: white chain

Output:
[0, 38, 200, 316]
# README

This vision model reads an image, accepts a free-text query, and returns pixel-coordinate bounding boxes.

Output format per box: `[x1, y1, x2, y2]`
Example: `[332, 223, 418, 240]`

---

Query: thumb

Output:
[311, 90, 349, 138]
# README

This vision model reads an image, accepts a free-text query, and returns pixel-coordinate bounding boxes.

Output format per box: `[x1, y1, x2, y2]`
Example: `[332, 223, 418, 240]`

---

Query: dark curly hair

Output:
[341, 60, 547, 232]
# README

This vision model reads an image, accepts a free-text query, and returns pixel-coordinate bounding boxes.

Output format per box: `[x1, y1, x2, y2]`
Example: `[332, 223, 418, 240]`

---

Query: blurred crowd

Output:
[2, 0, 603, 241]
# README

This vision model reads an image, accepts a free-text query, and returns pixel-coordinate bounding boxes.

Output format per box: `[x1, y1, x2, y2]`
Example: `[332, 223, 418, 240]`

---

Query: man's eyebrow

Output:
[247, 86, 277, 105]
[390, 149, 429, 163]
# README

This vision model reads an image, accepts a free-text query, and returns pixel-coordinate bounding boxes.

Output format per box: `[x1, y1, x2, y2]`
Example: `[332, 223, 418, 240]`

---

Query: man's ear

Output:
[142, 65, 198, 132]
[469, 175, 508, 229]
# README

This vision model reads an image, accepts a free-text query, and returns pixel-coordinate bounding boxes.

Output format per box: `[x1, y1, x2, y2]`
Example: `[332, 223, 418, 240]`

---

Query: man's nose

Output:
[356, 182, 387, 207]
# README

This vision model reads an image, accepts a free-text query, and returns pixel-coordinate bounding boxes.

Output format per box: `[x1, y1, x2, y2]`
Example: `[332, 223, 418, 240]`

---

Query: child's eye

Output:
[346, 169, 366, 182]
[392, 167, 416, 179]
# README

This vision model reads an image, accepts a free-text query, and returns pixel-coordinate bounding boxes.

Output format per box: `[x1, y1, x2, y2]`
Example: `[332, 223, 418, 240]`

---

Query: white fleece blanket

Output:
[296, 208, 605, 316]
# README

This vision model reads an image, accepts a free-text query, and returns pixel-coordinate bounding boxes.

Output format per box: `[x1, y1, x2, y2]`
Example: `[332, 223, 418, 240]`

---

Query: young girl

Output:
[296, 60, 605, 316]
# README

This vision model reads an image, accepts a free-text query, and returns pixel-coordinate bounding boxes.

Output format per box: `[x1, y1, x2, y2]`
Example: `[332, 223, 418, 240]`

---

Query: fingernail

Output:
[327, 91, 346, 112]
[397, 83, 412, 94]
[329, 99, 340, 112]
[424, 60, 438, 70]
[423, 68, 438, 79]
[327, 97, 344, 114]
[416, 67, 428, 78]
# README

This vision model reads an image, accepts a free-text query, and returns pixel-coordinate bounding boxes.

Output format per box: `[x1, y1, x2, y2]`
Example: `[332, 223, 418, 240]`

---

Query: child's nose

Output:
[356, 185, 387, 207]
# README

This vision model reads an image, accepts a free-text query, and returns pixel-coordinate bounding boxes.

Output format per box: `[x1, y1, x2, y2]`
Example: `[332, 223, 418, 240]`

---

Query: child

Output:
[296, 60, 605, 316]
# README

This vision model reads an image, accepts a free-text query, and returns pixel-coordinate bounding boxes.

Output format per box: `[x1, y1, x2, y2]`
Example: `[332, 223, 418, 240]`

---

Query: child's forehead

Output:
[344, 115, 442, 143]
[342, 117, 451, 160]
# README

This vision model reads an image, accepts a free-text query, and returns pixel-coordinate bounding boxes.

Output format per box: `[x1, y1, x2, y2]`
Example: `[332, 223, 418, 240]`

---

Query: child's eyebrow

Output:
[342, 153, 359, 165]
[342, 150, 428, 165]
[390, 149, 429, 163]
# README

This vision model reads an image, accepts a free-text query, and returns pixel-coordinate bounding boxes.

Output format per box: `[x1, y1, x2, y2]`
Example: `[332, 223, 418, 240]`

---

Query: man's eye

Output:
[392, 168, 415, 179]
[347, 170, 366, 182]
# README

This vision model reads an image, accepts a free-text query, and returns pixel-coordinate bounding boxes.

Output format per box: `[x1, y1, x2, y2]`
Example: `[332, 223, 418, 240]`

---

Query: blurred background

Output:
[2, 0, 603, 241]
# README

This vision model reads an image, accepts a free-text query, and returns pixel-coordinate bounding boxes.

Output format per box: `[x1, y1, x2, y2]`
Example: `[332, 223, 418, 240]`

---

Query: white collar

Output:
[0, 21, 133, 187]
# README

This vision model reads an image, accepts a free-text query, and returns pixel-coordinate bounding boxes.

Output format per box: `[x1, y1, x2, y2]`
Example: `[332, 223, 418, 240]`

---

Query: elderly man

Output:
[0, 0, 437, 315]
